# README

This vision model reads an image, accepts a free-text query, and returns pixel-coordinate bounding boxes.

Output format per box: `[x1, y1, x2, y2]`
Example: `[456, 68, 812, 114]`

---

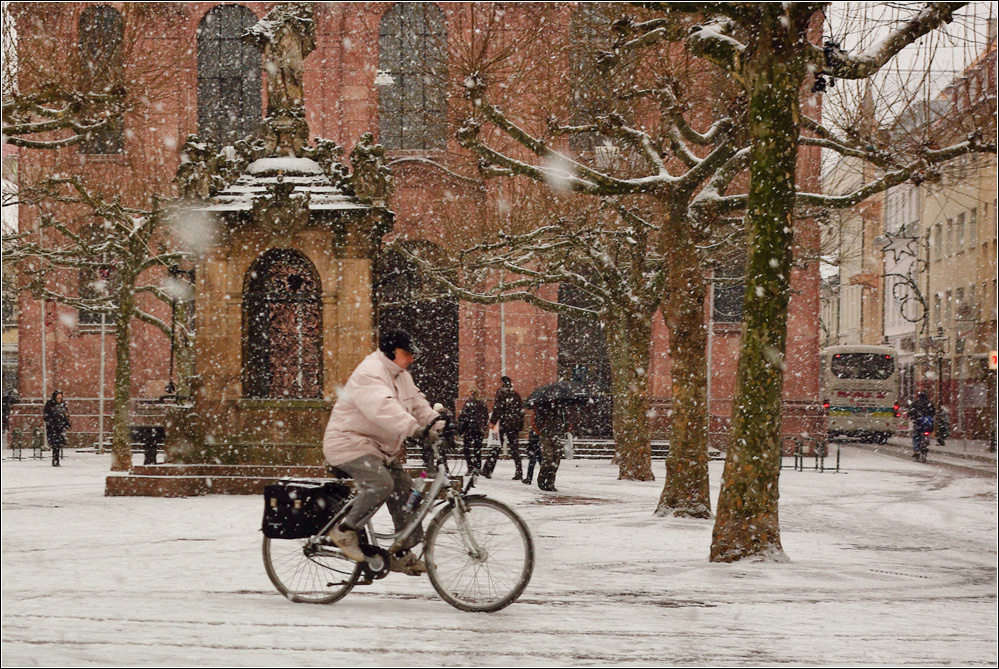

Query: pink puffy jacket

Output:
[322, 350, 438, 467]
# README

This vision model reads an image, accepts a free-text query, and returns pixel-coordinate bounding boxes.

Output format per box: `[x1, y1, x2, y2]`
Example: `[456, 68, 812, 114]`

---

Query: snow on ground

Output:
[2, 448, 996, 666]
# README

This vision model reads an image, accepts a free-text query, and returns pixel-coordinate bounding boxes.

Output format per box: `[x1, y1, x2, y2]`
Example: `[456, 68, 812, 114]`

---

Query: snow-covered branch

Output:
[797, 137, 995, 208]
[810, 2, 966, 80]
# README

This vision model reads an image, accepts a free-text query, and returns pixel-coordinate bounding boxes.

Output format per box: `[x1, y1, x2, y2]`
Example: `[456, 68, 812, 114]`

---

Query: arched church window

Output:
[78, 5, 124, 154]
[557, 282, 612, 437]
[377, 3, 448, 151]
[242, 249, 323, 399]
[568, 4, 615, 153]
[197, 5, 262, 146]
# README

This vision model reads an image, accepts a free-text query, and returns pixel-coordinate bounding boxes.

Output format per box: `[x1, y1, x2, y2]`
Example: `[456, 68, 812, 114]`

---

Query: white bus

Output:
[821, 345, 905, 444]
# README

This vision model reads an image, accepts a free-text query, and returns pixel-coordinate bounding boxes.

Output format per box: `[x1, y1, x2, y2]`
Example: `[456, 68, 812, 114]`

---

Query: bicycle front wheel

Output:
[263, 535, 362, 604]
[425, 497, 534, 612]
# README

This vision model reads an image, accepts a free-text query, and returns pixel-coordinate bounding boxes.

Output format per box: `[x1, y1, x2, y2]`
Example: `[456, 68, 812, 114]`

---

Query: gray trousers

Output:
[337, 455, 423, 550]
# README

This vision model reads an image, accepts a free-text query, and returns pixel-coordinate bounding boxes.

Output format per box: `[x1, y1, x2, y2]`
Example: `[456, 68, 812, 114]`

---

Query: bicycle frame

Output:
[309, 432, 477, 555]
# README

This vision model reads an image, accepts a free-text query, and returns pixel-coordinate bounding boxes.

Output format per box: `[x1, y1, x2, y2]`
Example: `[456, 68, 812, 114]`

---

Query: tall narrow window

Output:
[243, 250, 323, 399]
[557, 282, 612, 438]
[374, 244, 458, 409]
[568, 4, 615, 153]
[712, 275, 745, 323]
[77, 223, 118, 327]
[78, 5, 124, 154]
[197, 5, 261, 146]
[378, 3, 447, 151]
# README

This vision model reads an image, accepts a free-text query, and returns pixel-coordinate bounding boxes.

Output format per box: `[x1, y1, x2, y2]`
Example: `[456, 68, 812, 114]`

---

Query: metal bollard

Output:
[32, 427, 44, 459]
[11, 428, 23, 460]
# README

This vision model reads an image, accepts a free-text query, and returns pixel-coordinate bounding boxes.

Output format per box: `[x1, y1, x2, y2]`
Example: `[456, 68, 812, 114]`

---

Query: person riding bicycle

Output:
[907, 391, 935, 455]
[321, 329, 442, 575]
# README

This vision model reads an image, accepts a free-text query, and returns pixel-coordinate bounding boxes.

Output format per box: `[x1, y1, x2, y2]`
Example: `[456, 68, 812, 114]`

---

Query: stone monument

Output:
[164, 2, 392, 469]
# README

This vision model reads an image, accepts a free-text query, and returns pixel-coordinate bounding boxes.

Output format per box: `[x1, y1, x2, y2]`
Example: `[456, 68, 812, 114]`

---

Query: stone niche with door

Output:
[165, 157, 392, 465]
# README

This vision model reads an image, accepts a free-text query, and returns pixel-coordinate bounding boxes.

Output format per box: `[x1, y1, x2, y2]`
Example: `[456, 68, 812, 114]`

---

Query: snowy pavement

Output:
[2, 447, 996, 666]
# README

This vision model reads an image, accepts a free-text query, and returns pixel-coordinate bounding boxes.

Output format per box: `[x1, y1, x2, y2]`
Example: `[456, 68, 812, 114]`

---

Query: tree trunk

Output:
[605, 308, 655, 481]
[658, 232, 711, 517]
[110, 283, 135, 472]
[710, 26, 801, 562]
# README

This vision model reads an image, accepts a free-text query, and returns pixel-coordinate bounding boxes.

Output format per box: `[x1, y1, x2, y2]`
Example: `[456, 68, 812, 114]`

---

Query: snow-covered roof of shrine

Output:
[202, 157, 369, 213]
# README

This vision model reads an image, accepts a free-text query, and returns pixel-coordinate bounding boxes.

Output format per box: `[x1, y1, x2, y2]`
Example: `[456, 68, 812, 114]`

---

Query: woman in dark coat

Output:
[43, 390, 70, 467]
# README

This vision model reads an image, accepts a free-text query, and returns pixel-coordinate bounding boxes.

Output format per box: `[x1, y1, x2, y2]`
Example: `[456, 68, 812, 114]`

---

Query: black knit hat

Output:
[379, 328, 421, 359]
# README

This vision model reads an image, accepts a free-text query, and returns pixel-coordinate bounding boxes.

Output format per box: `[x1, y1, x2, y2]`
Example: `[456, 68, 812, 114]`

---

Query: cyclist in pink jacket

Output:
[322, 329, 441, 575]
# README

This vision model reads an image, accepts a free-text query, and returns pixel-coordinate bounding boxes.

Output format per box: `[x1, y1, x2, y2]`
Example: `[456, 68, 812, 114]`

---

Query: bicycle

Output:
[262, 420, 535, 612]
[912, 414, 933, 463]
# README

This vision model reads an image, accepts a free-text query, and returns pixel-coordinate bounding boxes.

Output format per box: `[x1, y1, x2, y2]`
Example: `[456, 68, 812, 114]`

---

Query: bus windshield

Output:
[830, 353, 894, 380]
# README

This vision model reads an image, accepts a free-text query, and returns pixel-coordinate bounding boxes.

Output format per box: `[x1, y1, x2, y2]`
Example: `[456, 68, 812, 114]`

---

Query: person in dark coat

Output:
[907, 391, 935, 455]
[456, 388, 489, 473]
[422, 403, 456, 475]
[2, 388, 18, 440]
[522, 430, 541, 486]
[43, 390, 71, 467]
[935, 406, 950, 447]
[528, 391, 572, 492]
[485, 376, 525, 479]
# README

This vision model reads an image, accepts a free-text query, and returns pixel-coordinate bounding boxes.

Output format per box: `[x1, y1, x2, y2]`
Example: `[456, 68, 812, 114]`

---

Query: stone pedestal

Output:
[165, 158, 392, 466]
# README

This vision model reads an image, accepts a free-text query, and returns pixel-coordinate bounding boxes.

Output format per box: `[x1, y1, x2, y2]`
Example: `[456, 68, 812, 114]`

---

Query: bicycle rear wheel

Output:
[263, 535, 362, 604]
[425, 497, 534, 612]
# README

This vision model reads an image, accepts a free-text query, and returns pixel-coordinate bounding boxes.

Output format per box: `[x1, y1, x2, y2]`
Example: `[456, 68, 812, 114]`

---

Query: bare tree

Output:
[415, 4, 748, 501]
[3, 4, 179, 151]
[3, 4, 193, 470]
[616, 1, 995, 561]
[4, 179, 190, 471]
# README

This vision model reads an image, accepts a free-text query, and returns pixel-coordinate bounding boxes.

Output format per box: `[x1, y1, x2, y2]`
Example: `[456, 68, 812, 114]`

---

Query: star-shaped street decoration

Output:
[878, 228, 921, 264]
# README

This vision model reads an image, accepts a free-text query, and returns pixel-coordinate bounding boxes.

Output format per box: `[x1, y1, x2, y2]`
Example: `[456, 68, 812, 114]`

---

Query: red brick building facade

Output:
[8, 2, 824, 451]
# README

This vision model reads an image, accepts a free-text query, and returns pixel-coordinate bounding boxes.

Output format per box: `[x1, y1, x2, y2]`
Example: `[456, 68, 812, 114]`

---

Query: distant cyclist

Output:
[907, 391, 935, 456]
[321, 329, 442, 575]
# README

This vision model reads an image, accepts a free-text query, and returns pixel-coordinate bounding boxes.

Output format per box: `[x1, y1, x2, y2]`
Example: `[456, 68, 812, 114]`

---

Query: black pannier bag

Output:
[262, 479, 352, 539]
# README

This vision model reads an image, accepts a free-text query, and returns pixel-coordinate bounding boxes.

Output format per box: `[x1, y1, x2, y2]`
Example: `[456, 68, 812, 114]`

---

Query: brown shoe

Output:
[327, 525, 364, 562]
[390, 550, 427, 576]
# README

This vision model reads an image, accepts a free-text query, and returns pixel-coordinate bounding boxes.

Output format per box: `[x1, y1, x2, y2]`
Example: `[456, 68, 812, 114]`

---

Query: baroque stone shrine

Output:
[107, 3, 392, 494]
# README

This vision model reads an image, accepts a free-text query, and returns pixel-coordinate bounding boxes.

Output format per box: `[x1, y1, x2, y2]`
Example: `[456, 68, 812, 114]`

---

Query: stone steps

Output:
[105, 463, 423, 497]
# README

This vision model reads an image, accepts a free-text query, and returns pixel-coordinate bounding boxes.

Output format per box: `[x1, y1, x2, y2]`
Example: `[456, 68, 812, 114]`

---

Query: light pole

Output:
[875, 227, 932, 400]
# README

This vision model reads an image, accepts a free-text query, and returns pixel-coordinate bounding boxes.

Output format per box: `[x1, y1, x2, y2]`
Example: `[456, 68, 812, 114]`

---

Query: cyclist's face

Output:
[395, 348, 415, 370]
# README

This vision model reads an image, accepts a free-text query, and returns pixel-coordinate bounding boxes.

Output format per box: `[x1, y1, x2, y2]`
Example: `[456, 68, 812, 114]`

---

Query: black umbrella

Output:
[525, 379, 591, 407]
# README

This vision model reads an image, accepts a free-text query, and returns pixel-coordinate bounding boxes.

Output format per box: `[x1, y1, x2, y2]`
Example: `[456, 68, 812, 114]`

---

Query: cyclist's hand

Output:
[425, 415, 445, 442]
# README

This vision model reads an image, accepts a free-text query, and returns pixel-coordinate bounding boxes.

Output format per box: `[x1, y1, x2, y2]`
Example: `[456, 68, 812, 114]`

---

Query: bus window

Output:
[830, 353, 894, 380]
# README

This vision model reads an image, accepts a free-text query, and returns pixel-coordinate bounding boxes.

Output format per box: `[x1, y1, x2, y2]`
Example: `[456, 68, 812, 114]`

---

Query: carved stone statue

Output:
[349, 133, 393, 206]
[244, 3, 316, 156]
[243, 2, 316, 115]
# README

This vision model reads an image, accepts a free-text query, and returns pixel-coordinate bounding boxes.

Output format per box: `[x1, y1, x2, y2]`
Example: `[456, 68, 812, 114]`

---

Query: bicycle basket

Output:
[262, 479, 352, 539]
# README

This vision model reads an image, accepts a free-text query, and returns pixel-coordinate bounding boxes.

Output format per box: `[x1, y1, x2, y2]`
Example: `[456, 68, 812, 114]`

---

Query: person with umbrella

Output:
[525, 368, 589, 492]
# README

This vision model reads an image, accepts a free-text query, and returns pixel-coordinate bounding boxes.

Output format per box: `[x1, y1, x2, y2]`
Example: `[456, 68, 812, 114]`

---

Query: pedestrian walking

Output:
[423, 403, 457, 474]
[936, 406, 950, 447]
[485, 376, 525, 479]
[2, 388, 18, 449]
[455, 388, 489, 473]
[522, 430, 541, 486]
[43, 390, 71, 467]
[525, 371, 589, 492]
[907, 391, 935, 458]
